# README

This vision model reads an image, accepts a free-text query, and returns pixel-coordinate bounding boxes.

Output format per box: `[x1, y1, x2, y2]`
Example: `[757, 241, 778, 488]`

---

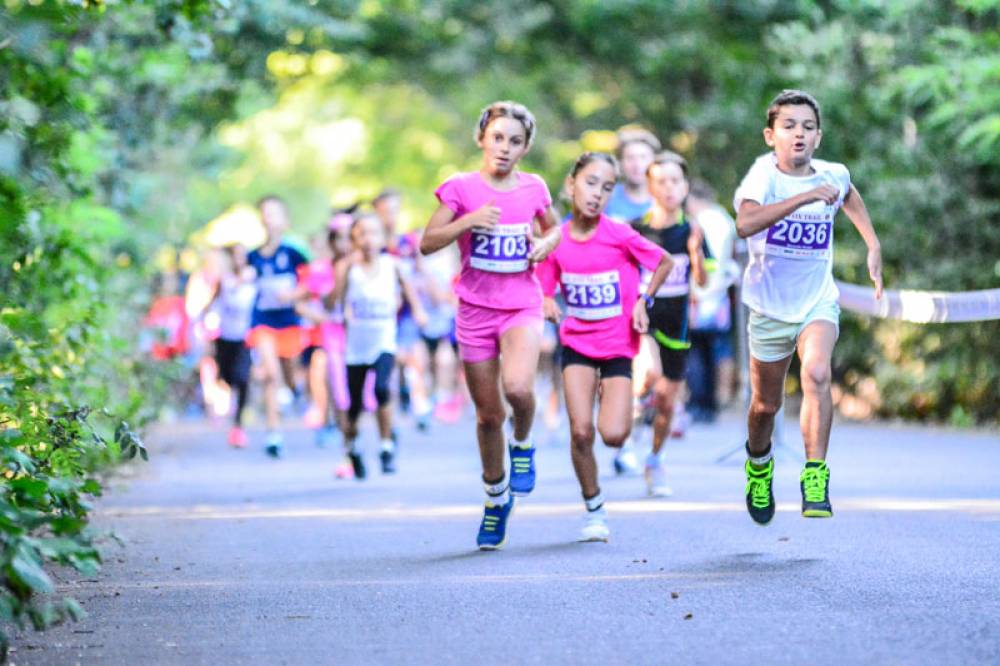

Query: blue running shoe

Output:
[264, 431, 284, 459]
[508, 444, 536, 496]
[476, 497, 515, 550]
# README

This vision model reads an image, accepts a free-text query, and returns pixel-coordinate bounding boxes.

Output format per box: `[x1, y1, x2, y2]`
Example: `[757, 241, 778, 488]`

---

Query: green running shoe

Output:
[744, 458, 775, 525]
[800, 460, 832, 518]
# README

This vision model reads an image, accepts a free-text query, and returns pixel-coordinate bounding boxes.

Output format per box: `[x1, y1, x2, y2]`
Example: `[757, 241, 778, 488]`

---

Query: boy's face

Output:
[478, 116, 529, 176]
[647, 161, 688, 213]
[260, 199, 289, 238]
[621, 141, 655, 189]
[764, 104, 822, 169]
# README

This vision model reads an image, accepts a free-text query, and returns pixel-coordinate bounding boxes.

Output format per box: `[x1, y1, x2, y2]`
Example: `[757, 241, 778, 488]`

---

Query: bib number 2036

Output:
[470, 223, 530, 273]
[766, 218, 831, 258]
[562, 270, 622, 321]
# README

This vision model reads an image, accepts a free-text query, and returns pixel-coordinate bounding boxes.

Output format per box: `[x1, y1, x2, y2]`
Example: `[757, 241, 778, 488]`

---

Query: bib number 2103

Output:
[470, 223, 530, 273]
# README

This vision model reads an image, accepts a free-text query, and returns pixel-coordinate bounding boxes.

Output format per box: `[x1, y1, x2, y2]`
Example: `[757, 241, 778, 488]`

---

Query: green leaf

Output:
[9, 545, 54, 595]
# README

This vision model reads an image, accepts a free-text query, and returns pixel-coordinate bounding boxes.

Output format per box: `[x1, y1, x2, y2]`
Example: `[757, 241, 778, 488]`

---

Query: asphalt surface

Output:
[12, 408, 1000, 665]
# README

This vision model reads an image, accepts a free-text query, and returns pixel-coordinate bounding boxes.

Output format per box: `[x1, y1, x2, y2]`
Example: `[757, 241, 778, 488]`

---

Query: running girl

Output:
[631, 152, 709, 497]
[210, 244, 256, 448]
[537, 153, 671, 542]
[331, 215, 425, 479]
[420, 100, 562, 550]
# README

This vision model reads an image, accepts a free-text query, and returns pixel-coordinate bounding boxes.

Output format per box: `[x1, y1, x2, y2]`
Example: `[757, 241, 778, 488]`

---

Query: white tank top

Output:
[344, 254, 399, 365]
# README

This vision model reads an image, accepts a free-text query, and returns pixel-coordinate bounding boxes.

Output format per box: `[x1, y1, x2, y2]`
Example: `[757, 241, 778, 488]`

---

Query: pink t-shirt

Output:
[537, 215, 665, 360]
[435, 171, 552, 310]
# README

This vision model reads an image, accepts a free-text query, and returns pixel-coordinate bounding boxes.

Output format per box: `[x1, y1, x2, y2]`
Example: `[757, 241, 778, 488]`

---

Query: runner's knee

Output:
[475, 407, 505, 432]
[801, 361, 831, 392]
[570, 422, 595, 448]
[503, 384, 533, 411]
[598, 424, 630, 448]
[750, 396, 781, 419]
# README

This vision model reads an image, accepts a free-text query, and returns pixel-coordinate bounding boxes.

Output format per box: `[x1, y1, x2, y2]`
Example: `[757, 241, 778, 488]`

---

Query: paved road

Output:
[13, 409, 1000, 665]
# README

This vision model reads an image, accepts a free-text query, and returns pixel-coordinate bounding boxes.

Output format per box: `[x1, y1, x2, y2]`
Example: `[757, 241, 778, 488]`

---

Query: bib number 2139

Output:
[562, 270, 622, 321]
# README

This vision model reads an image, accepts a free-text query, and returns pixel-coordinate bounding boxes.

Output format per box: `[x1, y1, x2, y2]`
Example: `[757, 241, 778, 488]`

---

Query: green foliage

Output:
[0, 0, 202, 655]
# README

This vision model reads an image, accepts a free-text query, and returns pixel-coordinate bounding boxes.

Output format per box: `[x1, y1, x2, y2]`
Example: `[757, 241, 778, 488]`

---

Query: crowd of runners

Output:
[148, 89, 883, 550]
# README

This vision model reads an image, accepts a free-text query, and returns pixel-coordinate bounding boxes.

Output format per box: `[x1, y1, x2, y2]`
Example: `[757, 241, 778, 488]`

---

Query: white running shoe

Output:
[613, 446, 641, 477]
[645, 458, 673, 497]
[578, 507, 610, 543]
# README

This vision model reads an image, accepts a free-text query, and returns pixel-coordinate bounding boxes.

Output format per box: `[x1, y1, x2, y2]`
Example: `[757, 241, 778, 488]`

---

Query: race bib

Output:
[256, 273, 296, 310]
[470, 223, 531, 273]
[654, 254, 691, 298]
[765, 210, 833, 259]
[562, 270, 622, 321]
[350, 297, 394, 321]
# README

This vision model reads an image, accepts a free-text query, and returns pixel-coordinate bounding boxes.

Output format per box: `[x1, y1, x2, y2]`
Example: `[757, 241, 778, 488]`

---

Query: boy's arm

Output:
[736, 185, 840, 238]
[841, 184, 884, 299]
[687, 224, 708, 288]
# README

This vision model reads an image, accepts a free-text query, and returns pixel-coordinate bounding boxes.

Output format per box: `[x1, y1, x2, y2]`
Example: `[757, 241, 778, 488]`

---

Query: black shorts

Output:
[421, 333, 458, 357]
[215, 338, 252, 386]
[560, 345, 632, 379]
[648, 296, 690, 381]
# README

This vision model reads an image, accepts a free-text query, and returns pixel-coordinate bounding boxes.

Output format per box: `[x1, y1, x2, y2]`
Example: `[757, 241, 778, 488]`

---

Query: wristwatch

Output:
[642, 294, 655, 309]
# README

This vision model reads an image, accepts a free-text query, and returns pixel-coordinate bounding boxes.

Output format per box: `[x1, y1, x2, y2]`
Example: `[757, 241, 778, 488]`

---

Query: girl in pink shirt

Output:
[421, 101, 562, 550]
[538, 153, 672, 542]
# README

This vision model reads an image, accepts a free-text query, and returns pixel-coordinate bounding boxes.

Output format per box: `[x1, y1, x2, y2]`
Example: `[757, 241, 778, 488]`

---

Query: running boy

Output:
[734, 90, 883, 524]
[421, 100, 562, 550]
[631, 151, 709, 497]
[246, 195, 308, 458]
[538, 152, 671, 542]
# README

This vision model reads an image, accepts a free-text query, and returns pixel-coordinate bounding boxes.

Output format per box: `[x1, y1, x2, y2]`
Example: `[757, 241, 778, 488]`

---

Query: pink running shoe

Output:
[303, 404, 324, 430]
[227, 426, 248, 449]
[333, 458, 355, 480]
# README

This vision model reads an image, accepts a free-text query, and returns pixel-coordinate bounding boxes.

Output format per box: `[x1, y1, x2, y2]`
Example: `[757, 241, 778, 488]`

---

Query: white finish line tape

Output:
[836, 281, 1000, 323]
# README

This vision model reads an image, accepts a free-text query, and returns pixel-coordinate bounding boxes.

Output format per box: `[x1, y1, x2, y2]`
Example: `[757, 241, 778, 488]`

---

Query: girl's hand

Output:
[413, 307, 429, 330]
[465, 200, 501, 232]
[543, 297, 562, 324]
[867, 246, 884, 300]
[529, 233, 559, 264]
[632, 299, 649, 333]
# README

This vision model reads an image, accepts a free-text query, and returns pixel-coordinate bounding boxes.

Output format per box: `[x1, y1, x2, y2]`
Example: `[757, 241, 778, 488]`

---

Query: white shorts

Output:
[748, 299, 840, 363]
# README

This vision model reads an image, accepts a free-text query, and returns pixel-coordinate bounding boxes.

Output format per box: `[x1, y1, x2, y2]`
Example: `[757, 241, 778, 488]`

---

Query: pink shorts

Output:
[456, 300, 543, 364]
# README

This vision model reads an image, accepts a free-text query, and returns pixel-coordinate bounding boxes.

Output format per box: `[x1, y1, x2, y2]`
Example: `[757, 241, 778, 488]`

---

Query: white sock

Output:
[584, 491, 605, 513]
[510, 432, 533, 450]
[380, 438, 394, 453]
[483, 473, 510, 506]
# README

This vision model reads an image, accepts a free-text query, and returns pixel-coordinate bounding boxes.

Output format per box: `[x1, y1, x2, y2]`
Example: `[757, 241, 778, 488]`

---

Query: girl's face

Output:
[479, 116, 529, 176]
[621, 141, 655, 189]
[329, 226, 351, 260]
[352, 218, 385, 256]
[648, 162, 689, 213]
[568, 160, 617, 220]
